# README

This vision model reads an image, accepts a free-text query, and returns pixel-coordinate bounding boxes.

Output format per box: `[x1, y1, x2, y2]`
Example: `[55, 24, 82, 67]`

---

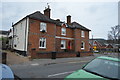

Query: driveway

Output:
[2, 50, 29, 65]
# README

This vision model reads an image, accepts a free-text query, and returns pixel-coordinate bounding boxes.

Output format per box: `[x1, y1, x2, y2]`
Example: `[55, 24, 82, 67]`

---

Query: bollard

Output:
[76, 52, 80, 57]
[2, 52, 7, 64]
[51, 52, 56, 59]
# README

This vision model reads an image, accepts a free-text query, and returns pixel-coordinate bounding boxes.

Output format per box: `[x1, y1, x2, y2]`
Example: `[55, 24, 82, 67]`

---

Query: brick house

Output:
[9, 6, 92, 58]
[89, 39, 114, 52]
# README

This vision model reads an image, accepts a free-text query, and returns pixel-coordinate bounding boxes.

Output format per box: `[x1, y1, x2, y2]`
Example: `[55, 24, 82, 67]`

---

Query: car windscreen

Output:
[83, 58, 120, 79]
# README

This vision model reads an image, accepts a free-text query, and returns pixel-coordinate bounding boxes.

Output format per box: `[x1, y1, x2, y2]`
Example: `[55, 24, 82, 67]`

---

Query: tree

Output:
[108, 25, 120, 44]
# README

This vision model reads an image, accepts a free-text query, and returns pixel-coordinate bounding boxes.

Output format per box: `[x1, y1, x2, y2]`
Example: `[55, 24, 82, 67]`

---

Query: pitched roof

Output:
[89, 39, 107, 46]
[28, 11, 63, 26]
[0, 30, 9, 35]
[71, 22, 91, 31]
[13, 11, 90, 30]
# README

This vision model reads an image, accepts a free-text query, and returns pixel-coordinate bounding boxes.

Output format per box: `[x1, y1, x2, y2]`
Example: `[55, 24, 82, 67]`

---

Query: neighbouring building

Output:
[89, 39, 114, 52]
[0, 30, 9, 50]
[9, 6, 92, 58]
[0, 30, 9, 38]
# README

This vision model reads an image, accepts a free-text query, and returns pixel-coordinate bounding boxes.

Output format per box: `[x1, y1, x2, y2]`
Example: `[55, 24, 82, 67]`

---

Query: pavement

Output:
[2, 50, 119, 66]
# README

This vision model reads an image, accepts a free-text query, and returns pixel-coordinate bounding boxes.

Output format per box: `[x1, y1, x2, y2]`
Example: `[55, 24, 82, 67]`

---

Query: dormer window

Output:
[81, 30, 85, 37]
[61, 28, 66, 36]
[40, 22, 47, 32]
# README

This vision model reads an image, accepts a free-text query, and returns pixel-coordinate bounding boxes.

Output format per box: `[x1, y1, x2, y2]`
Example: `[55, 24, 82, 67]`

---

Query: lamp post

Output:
[92, 35, 94, 53]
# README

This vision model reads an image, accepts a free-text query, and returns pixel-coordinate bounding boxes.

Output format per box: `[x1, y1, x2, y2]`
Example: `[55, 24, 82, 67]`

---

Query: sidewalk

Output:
[3, 50, 116, 66]
[9, 54, 102, 67]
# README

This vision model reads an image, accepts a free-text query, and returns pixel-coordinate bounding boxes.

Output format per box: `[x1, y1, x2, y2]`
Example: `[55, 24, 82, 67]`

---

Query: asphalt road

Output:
[11, 60, 89, 79]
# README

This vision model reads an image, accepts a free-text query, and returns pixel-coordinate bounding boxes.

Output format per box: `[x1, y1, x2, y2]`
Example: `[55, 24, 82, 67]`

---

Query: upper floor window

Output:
[40, 22, 47, 32]
[81, 41, 85, 50]
[61, 28, 66, 36]
[81, 30, 85, 37]
[61, 40, 66, 49]
[39, 38, 46, 48]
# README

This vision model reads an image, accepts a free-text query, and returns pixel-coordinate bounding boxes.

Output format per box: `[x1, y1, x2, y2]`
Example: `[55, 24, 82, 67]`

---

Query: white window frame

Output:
[61, 28, 66, 36]
[81, 41, 85, 50]
[39, 38, 46, 49]
[81, 30, 85, 37]
[40, 22, 47, 32]
[61, 40, 66, 49]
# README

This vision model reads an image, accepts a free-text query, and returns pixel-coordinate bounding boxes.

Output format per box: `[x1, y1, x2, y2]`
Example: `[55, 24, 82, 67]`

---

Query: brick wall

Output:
[30, 51, 93, 59]
[28, 18, 92, 58]
[28, 18, 56, 57]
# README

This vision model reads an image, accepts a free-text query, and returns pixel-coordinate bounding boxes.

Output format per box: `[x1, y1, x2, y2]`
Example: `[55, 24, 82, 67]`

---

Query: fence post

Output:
[2, 52, 7, 64]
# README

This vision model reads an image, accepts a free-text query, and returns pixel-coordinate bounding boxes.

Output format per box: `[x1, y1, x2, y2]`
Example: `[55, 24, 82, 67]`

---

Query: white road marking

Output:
[48, 71, 75, 77]
[31, 63, 39, 66]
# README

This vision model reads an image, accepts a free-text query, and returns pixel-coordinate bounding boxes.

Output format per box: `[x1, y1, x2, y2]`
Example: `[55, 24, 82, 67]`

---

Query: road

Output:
[11, 60, 89, 79]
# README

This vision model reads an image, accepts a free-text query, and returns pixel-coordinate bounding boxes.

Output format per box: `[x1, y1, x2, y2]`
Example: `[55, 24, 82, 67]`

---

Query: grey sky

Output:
[0, 0, 118, 39]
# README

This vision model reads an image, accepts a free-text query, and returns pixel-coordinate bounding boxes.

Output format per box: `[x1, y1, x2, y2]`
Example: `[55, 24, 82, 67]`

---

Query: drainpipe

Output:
[24, 17, 27, 56]
[12, 22, 14, 50]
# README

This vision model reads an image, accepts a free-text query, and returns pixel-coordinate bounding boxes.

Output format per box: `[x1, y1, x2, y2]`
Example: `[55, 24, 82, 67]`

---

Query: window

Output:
[81, 30, 85, 37]
[61, 28, 66, 36]
[39, 38, 46, 48]
[40, 22, 47, 32]
[81, 41, 85, 50]
[61, 40, 66, 49]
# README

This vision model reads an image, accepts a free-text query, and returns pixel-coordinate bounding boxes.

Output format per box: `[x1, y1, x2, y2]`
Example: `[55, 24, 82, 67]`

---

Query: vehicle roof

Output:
[97, 56, 120, 62]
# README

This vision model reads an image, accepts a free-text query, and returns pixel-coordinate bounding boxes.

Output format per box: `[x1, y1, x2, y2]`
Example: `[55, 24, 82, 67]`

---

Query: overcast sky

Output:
[0, 0, 119, 39]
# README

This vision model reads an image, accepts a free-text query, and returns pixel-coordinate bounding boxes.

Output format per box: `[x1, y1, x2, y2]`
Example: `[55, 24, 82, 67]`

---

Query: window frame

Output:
[61, 40, 66, 49]
[81, 30, 85, 37]
[81, 41, 85, 50]
[40, 22, 47, 32]
[61, 28, 66, 36]
[39, 38, 46, 49]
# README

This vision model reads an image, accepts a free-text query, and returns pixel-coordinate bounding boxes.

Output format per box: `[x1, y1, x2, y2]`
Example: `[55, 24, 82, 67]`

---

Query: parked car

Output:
[94, 50, 99, 53]
[65, 56, 120, 80]
[0, 64, 14, 80]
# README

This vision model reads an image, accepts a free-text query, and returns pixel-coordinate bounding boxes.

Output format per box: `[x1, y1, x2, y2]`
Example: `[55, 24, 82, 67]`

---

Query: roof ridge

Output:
[72, 21, 91, 31]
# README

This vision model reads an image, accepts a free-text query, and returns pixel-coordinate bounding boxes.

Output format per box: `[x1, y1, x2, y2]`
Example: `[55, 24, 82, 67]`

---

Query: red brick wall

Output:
[56, 24, 73, 38]
[80, 30, 90, 52]
[28, 18, 56, 57]
[74, 29, 81, 52]
[31, 51, 93, 59]
[28, 18, 92, 58]
[55, 24, 74, 52]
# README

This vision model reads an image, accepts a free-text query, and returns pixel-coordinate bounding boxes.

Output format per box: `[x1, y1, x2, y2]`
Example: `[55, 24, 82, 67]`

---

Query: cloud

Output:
[1, 2, 118, 39]
[1, 0, 120, 2]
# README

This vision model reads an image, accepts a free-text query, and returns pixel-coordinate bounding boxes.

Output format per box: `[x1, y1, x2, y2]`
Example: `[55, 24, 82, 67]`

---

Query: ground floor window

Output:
[81, 41, 85, 50]
[39, 38, 46, 48]
[61, 40, 66, 49]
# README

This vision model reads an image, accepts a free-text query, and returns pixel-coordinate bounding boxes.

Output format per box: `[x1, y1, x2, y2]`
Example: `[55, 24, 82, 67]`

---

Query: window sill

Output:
[61, 34, 66, 36]
[39, 47, 46, 49]
[81, 48, 85, 50]
[61, 48, 66, 49]
[40, 29, 47, 32]
[81, 36, 85, 38]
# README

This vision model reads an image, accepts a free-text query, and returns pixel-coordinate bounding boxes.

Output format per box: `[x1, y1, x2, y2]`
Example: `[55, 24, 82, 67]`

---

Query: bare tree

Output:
[108, 25, 120, 44]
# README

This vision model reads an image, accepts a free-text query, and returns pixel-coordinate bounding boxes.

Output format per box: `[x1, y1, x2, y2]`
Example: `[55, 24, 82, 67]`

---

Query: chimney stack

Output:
[44, 5, 51, 18]
[67, 15, 71, 25]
